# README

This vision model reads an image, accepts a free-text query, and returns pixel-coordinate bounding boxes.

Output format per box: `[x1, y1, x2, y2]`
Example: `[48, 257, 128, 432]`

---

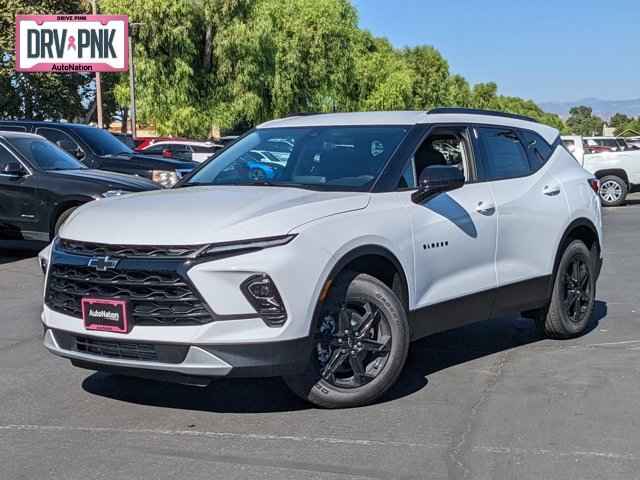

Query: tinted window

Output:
[521, 131, 553, 170]
[72, 126, 132, 156]
[9, 138, 86, 171]
[143, 145, 164, 155]
[192, 145, 222, 153]
[0, 125, 27, 132]
[0, 144, 18, 171]
[478, 127, 530, 180]
[36, 127, 80, 149]
[188, 126, 409, 191]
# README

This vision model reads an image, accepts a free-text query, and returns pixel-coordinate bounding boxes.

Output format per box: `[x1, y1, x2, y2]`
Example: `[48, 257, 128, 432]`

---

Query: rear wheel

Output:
[536, 240, 596, 339]
[598, 175, 627, 207]
[284, 272, 409, 408]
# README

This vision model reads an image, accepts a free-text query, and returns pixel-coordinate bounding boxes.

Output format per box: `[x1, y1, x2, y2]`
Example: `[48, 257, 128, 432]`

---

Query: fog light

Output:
[241, 274, 287, 326]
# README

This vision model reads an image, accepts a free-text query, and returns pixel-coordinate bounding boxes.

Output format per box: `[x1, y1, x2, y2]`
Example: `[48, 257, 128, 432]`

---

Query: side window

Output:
[398, 127, 470, 189]
[143, 144, 164, 154]
[477, 127, 531, 181]
[521, 130, 553, 170]
[0, 125, 27, 132]
[0, 144, 17, 171]
[36, 128, 80, 150]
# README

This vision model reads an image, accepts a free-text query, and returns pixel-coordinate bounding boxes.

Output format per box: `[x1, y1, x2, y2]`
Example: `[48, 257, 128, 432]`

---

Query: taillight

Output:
[588, 178, 600, 194]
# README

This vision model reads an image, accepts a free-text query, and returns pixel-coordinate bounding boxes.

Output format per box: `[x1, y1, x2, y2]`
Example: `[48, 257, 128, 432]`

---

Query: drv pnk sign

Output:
[15, 15, 128, 73]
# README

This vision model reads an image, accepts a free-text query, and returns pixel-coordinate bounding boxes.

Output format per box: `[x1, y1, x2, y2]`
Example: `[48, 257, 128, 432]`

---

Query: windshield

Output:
[72, 125, 133, 156]
[186, 126, 409, 191]
[9, 137, 86, 171]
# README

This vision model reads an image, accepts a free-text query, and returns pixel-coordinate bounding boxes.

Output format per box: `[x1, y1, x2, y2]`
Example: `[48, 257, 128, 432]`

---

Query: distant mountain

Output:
[539, 98, 640, 121]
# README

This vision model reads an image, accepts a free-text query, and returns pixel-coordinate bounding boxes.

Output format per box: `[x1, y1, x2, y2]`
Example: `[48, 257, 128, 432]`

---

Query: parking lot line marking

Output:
[0, 424, 635, 462]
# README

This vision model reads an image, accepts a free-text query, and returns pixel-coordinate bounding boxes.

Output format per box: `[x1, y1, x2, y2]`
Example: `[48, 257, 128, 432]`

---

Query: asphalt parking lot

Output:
[1, 199, 640, 480]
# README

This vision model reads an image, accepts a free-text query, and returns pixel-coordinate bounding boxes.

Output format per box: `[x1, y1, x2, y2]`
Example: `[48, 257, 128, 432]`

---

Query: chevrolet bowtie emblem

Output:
[87, 256, 119, 272]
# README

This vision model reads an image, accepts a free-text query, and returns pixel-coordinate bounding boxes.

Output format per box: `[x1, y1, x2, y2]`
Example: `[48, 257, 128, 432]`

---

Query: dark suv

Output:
[0, 121, 197, 187]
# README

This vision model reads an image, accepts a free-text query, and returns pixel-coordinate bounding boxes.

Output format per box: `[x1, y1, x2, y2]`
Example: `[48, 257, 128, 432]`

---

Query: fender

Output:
[306, 244, 410, 337]
[549, 217, 601, 297]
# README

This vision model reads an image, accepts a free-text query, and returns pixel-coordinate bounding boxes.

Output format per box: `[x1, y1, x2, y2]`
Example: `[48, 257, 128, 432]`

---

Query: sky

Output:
[352, 0, 640, 103]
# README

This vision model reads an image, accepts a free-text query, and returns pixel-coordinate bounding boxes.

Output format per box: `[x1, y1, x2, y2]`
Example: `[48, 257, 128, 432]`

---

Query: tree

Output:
[402, 45, 449, 110]
[566, 106, 604, 136]
[610, 113, 631, 132]
[0, 0, 94, 120]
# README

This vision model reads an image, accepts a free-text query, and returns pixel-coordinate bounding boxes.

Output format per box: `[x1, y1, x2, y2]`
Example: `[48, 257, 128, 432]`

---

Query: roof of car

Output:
[257, 109, 559, 144]
[0, 120, 91, 129]
[0, 131, 42, 140]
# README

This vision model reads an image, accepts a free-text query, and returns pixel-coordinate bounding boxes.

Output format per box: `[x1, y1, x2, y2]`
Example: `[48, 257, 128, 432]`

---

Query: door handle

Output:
[543, 184, 561, 196]
[475, 201, 495, 215]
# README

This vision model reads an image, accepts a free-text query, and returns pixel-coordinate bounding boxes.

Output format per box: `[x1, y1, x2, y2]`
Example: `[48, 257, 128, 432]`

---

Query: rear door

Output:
[476, 126, 569, 313]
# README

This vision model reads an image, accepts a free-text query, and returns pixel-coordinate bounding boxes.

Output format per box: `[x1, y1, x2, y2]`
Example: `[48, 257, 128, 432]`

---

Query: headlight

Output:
[101, 190, 132, 198]
[151, 170, 179, 187]
[198, 234, 296, 257]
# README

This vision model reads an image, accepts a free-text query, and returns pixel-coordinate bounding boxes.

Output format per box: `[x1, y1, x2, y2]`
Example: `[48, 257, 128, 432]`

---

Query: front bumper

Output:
[44, 327, 312, 381]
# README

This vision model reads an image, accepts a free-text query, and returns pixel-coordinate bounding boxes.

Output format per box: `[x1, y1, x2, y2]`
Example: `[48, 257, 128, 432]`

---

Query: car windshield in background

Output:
[72, 126, 133, 156]
[9, 138, 86, 171]
[186, 126, 409, 191]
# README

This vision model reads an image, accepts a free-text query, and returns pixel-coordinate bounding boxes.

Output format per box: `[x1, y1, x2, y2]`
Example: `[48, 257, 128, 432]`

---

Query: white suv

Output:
[42, 109, 603, 408]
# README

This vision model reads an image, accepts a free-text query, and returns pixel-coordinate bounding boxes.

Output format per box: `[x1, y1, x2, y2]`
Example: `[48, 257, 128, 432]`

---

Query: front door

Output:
[0, 144, 42, 242]
[408, 126, 498, 336]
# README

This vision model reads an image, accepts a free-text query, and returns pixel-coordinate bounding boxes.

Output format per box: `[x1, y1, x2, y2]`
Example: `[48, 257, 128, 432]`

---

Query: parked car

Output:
[112, 132, 136, 149]
[562, 134, 640, 206]
[0, 131, 159, 251]
[141, 140, 223, 163]
[0, 121, 197, 187]
[41, 109, 602, 408]
[132, 136, 184, 152]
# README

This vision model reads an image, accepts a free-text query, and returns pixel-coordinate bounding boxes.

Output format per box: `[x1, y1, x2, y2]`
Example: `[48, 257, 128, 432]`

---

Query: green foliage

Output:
[610, 113, 640, 136]
[1, 0, 567, 134]
[0, 0, 94, 120]
[566, 106, 604, 136]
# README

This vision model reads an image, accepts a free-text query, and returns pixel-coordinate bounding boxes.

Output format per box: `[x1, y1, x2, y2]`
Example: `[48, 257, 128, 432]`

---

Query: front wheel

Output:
[536, 240, 596, 339]
[284, 272, 409, 408]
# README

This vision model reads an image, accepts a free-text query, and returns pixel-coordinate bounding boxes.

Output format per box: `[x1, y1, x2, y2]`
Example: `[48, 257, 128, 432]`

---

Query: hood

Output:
[49, 169, 160, 191]
[60, 186, 370, 245]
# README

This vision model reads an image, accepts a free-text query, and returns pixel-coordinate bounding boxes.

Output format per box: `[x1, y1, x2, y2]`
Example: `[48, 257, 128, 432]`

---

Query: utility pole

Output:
[91, 0, 103, 128]
[128, 24, 138, 139]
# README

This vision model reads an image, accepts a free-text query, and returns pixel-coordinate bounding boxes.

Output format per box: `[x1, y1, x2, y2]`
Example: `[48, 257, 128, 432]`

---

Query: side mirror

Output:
[411, 165, 465, 204]
[2, 161, 26, 177]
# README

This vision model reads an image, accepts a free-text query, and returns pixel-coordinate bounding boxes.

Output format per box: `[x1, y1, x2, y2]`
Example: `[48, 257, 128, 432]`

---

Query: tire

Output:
[536, 240, 596, 339]
[53, 207, 77, 237]
[598, 175, 627, 207]
[284, 272, 410, 408]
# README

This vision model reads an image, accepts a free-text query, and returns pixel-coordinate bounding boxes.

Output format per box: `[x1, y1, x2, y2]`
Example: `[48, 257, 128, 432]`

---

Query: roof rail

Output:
[427, 107, 539, 124]
[286, 112, 320, 117]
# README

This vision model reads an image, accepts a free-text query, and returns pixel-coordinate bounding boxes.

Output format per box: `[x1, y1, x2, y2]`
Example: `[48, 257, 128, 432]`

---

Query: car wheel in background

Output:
[535, 240, 596, 339]
[284, 272, 410, 408]
[598, 175, 627, 207]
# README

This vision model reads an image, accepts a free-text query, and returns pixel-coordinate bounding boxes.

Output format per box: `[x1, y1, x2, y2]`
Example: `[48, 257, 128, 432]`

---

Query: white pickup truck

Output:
[562, 135, 640, 206]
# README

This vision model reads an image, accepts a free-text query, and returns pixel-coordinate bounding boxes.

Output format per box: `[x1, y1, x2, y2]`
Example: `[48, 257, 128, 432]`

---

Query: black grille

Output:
[59, 239, 204, 259]
[45, 264, 213, 326]
[76, 336, 158, 361]
[52, 329, 189, 363]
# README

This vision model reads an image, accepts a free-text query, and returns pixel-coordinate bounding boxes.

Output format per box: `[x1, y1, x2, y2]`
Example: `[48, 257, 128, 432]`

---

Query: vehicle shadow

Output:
[82, 301, 607, 413]
[0, 250, 34, 265]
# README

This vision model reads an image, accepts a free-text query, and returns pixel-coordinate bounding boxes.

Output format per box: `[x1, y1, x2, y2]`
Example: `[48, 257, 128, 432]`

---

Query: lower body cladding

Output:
[41, 239, 332, 385]
[43, 327, 313, 386]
